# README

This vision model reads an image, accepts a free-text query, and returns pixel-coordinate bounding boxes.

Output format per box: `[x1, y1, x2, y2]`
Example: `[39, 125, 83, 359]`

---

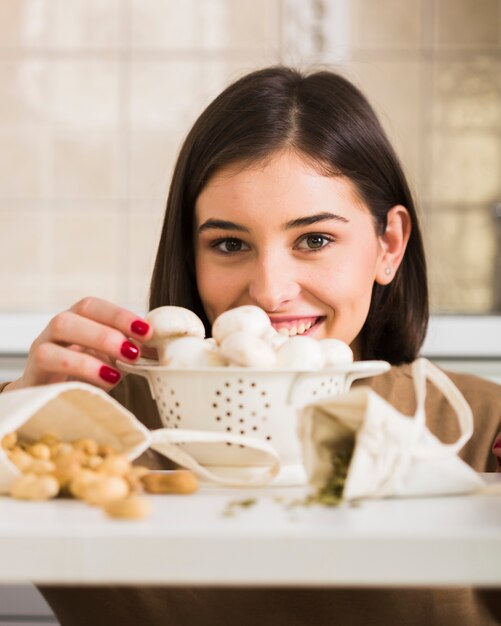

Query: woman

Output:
[4, 67, 501, 625]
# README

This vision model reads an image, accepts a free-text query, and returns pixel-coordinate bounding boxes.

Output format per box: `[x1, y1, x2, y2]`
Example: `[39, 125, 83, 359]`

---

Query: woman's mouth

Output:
[268, 316, 325, 337]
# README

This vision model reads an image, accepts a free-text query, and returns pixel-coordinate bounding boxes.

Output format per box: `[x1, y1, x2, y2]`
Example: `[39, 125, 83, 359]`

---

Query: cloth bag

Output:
[299, 358, 486, 499]
[0, 382, 280, 493]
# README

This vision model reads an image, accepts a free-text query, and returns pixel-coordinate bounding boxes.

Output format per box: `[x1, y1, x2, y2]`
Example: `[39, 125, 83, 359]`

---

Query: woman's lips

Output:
[269, 316, 325, 337]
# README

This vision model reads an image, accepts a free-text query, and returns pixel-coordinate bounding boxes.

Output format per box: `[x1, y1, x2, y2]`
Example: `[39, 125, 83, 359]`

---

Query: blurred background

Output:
[0, 2, 500, 622]
[0, 0, 500, 317]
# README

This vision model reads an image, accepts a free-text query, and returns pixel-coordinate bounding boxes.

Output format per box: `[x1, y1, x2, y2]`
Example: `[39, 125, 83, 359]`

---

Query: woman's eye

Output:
[213, 238, 249, 254]
[296, 234, 334, 251]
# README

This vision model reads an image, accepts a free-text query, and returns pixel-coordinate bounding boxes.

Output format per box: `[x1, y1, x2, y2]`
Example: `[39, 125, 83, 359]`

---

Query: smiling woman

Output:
[150, 67, 427, 364]
[3, 66, 501, 626]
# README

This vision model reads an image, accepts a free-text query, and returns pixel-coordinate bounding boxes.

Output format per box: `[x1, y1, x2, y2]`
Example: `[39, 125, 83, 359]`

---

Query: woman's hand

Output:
[492, 434, 501, 471]
[5, 297, 154, 392]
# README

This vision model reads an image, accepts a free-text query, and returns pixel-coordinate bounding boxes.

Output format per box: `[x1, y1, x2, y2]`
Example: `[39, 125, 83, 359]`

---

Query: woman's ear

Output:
[375, 205, 412, 285]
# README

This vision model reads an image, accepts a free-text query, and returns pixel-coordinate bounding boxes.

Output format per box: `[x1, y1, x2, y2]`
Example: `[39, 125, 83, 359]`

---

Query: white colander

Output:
[118, 359, 390, 486]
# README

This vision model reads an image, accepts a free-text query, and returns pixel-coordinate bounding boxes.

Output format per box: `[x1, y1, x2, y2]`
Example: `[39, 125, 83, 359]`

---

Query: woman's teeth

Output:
[277, 321, 313, 337]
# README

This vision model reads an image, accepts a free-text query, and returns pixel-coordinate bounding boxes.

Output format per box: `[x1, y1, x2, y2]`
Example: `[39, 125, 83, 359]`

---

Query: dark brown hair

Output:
[149, 66, 428, 364]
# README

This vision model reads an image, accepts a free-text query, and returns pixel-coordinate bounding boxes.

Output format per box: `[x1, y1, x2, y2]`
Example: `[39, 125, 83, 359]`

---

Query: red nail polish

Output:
[494, 440, 501, 451]
[99, 365, 121, 384]
[121, 341, 139, 360]
[131, 320, 150, 336]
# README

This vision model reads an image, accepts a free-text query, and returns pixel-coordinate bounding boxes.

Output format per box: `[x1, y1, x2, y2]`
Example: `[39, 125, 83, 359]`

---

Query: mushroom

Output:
[164, 337, 227, 368]
[262, 325, 289, 351]
[319, 339, 353, 365]
[145, 306, 205, 365]
[219, 332, 277, 368]
[275, 336, 325, 370]
[212, 306, 271, 344]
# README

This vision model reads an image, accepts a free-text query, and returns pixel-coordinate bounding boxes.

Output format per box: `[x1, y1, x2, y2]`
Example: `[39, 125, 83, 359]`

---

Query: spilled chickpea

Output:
[1, 431, 198, 520]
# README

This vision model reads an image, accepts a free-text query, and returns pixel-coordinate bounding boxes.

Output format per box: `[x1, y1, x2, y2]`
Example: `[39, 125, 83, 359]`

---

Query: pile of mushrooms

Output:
[144, 305, 353, 369]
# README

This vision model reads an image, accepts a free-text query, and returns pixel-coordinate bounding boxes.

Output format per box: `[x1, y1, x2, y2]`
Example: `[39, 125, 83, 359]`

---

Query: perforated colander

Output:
[118, 359, 390, 486]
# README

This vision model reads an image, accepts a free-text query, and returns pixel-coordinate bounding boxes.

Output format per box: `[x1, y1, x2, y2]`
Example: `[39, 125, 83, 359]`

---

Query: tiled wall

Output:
[1, 0, 500, 315]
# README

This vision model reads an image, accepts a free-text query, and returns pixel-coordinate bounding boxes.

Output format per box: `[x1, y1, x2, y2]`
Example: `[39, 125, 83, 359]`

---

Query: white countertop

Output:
[1, 476, 501, 588]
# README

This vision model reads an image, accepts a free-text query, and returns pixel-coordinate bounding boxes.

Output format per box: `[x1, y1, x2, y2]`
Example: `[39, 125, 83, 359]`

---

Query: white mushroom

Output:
[219, 332, 277, 368]
[262, 325, 289, 351]
[164, 337, 227, 368]
[275, 336, 325, 370]
[145, 306, 205, 365]
[319, 338, 353, 365]
[212, 306, 271, 344]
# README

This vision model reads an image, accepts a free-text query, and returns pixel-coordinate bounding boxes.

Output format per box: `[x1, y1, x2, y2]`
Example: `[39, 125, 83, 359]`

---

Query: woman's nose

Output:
[247, 256, 300, 311]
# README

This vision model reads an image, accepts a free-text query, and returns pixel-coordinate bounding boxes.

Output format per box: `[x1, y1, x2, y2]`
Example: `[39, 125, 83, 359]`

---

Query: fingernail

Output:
[99, 365, 121, 385]
[120, 341, 139, 361]
[494, 440, 501, 451]
[131, 319, 150, 336]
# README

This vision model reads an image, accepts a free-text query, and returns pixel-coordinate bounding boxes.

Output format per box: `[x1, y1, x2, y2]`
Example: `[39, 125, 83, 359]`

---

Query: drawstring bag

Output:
[299, 359, 486, 500]
[0, 382, 280, 492]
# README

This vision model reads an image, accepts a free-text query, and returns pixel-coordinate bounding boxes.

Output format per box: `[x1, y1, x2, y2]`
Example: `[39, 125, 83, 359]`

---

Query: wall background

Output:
[1, 0, 500, 319]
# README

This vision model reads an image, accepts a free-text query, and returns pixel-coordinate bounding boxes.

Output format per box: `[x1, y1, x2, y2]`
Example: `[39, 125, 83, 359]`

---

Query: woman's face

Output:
[194, 151, 399, 353]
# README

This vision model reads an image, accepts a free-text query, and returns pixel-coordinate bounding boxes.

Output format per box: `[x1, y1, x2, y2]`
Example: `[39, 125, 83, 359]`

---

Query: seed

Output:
[1, 432, 17, 450]
[10, 473, 59, 500]
[73, 438, 99, 456]
[27, 443, 51, 460]
[141, 470, 198, 495]
[98, 454, 131, 477]
[8, 448, 35, 472]
[82, 476, 130, 506]
[103, 496, 151, 520]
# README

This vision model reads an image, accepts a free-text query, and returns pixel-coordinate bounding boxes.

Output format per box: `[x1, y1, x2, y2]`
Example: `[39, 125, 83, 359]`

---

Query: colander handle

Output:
[149, 428, 281, 487]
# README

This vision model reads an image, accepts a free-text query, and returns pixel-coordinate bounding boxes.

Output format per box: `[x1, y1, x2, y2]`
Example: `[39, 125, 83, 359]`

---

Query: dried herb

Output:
[223, 497, 257, 517]
[289, 441, 355, 509]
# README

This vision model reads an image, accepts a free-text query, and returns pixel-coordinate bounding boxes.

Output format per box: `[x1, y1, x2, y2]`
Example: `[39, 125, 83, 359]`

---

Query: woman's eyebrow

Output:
[284, 212, 349, 229]
[198, 219, 250, 233]
[198, 212, 349, 234]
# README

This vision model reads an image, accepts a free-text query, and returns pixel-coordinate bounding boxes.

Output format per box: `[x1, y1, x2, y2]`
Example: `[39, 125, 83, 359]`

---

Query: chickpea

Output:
[10, 473, 59, 500]
[141, 470, 198, 495]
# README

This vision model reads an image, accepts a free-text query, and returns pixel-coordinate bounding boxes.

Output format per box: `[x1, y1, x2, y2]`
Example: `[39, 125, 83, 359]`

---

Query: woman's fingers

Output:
[39, 311, 142, 365]
[32, 342, 123, 390]
[68, 297, 153, 343]
[492, 434, 501, 472]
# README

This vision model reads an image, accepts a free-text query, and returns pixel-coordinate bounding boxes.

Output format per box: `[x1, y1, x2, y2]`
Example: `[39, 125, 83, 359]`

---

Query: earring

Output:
[384, 267, 392, 275]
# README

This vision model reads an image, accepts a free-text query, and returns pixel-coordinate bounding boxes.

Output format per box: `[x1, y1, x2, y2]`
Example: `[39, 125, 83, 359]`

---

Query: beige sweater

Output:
[27, 364, 501, 625]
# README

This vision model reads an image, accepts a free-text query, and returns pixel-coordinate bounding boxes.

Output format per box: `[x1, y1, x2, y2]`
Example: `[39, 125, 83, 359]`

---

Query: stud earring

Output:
[384, 267, 392, 275]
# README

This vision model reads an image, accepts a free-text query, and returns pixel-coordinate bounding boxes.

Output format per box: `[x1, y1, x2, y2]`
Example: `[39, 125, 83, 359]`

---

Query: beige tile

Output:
[49, 209, 123, 306]
[127, 205, 165, 309]
[48, 0, 122, 50]
[0, 0, 122, 49]
[0, 0, 48, 48]
[431, 57, 501, 129]
[430, 131, 500, 204]
[434, 0, 500, 49]
[48, 60, 120, 129]
[0, 210, 44, 273]
[51, 132, 120, 200]
[0, 131, 45, 198]
[425, 207, 496, 313]
[351, 0, 423, 50]
[129, 59, 246, 131]
[0, 60, 49, 126]
[0, 274, 53, 310]
[131, 0, 280, 51]
[344, 60, 424, 194]
[0, 206, 51, 310]
[129, 131, 181, 200]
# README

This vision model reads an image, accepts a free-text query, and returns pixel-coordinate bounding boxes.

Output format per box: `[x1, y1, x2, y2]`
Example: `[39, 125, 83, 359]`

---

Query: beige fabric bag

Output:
[299, 359, 486, 499]
[0, 382, 280, 493]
